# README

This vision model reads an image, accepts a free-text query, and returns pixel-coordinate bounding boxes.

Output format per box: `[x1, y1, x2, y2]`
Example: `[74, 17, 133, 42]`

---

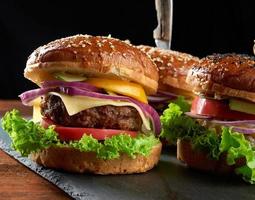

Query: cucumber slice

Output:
[55, 72, 87, 82]
[229, 99, 255, 115]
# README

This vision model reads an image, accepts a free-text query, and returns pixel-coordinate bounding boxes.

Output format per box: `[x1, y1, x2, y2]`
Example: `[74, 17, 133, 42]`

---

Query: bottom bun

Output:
[177, 139, 237, 174]
[30, 143, 162, 174]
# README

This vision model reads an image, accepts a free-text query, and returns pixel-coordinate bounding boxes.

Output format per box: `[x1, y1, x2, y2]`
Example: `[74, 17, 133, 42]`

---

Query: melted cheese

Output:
[33, 105, 43, 123]
[32, 97, 43, 123]
[49, 92, 151, 131]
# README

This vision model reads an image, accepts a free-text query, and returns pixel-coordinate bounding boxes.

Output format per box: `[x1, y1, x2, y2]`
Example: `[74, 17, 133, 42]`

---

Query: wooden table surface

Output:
[0, 100, 71, 200]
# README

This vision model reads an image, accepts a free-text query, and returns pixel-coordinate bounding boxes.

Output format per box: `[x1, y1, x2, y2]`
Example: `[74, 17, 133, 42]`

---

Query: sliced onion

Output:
[19, 87, 55, 105]
[148, 90, 177, 103]
[200, 119, 255, 134]
[157, 90, 178, 98]
[41, 80, 99, 92]
[232, 127, 255, 134]
[147, 96, 173, 103]
[185, 112, 212, 119]
[210, 120, 255, 125]
[19, 86, 161, 135]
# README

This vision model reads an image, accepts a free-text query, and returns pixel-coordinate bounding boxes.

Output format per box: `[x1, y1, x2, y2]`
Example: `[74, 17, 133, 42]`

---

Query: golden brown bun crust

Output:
[138, 45, 199, 97]
[187, 54, 255, 102]
[30, 143, 162, 174]
[177, 139, 244, 174]
[25, 35, 158, 95]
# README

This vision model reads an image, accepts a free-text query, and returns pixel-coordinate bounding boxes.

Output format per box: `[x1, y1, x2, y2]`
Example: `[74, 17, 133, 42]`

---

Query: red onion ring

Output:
[232, 127, 255, 134]
[210, 120, 255, 125]
[157, 90, 178, 98]
[185, 112, 212, 119]
[147, 96, 173, 103]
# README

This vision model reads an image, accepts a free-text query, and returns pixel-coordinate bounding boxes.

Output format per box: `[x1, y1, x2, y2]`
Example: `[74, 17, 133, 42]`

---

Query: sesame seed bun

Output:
[138, 45, 199, 98]
[25, 35, 159, 95]
[186, 54, 255, 102]
[30, 143, 162, 174]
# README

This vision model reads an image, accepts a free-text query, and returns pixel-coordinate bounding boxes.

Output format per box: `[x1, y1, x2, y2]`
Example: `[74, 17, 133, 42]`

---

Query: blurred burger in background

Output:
[2, 35, 162, 174]
[160, 53, 255, 183]
[138, 45, 199, 114]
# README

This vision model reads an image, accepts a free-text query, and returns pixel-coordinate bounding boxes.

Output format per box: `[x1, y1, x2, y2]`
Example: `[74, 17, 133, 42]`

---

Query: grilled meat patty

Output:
[41, 95, 143, 131]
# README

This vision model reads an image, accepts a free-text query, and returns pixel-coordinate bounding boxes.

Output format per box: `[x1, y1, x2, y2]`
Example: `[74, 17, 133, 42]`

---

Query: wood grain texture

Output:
[0, 100, 71, 200]
[0, 100, 32, 116]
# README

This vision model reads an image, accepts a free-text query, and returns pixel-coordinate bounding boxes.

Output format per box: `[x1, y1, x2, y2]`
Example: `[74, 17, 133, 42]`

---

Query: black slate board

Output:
[1, 126, 255, 200]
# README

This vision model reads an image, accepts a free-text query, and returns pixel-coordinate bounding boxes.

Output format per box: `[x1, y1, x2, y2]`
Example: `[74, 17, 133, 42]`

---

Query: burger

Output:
[2, 34, 162, 174]
[138, 45, 199, 113]
[160, 53, 255, 183]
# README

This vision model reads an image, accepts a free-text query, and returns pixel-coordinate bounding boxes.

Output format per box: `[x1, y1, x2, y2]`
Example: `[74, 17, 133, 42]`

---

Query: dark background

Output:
[0, 0, 254, 99]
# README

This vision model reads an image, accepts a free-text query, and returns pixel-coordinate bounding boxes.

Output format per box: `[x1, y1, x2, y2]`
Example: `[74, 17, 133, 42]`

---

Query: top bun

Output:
[186, 54, 255, 102]
[138, 45, 199, 97]
[25, 35, 159, 94]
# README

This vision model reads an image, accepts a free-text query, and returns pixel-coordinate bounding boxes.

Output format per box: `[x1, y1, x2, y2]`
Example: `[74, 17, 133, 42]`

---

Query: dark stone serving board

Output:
[0, 126, 254, 200]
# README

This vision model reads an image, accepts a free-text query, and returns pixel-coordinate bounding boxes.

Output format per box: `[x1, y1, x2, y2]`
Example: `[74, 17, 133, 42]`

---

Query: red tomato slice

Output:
[191, 96, 255, 120]
[41, 118, 137, 141]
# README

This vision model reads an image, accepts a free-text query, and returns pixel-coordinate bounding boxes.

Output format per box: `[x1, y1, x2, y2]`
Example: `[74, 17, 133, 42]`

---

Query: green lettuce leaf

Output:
[173, 96, 191, 112]
[1, 109, 159, 160]
[160, 96, 199, 141]
[220, 127, 255, 183]
[2, 109, 59, 156]
[160, 97, 220, 159]
[160, 97, 255, 183]
[160, 101, 197, 141]
[70, 134, 159, 160]
[192, 129, 221, 159]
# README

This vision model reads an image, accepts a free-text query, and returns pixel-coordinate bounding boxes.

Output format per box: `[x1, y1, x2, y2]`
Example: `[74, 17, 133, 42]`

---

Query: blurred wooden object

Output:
[0, 100, 32, 116]
[0, 100, 70, 200]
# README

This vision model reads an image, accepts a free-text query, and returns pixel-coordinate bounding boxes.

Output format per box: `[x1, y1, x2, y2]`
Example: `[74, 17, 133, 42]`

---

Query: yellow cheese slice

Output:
[31, 97, 43, 123]
[33, 104, 43, 123]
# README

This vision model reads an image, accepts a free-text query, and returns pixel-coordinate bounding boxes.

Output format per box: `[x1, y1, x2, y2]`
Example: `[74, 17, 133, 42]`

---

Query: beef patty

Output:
[40, 95, 143, 131]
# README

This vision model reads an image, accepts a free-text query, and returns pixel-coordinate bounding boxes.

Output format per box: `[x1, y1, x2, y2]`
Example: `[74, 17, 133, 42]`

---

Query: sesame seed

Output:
[85, 41, 92, 45]
[72, 44, 79, 47]
[97, 42, 102, 47]
[153, 57, 163, 63]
